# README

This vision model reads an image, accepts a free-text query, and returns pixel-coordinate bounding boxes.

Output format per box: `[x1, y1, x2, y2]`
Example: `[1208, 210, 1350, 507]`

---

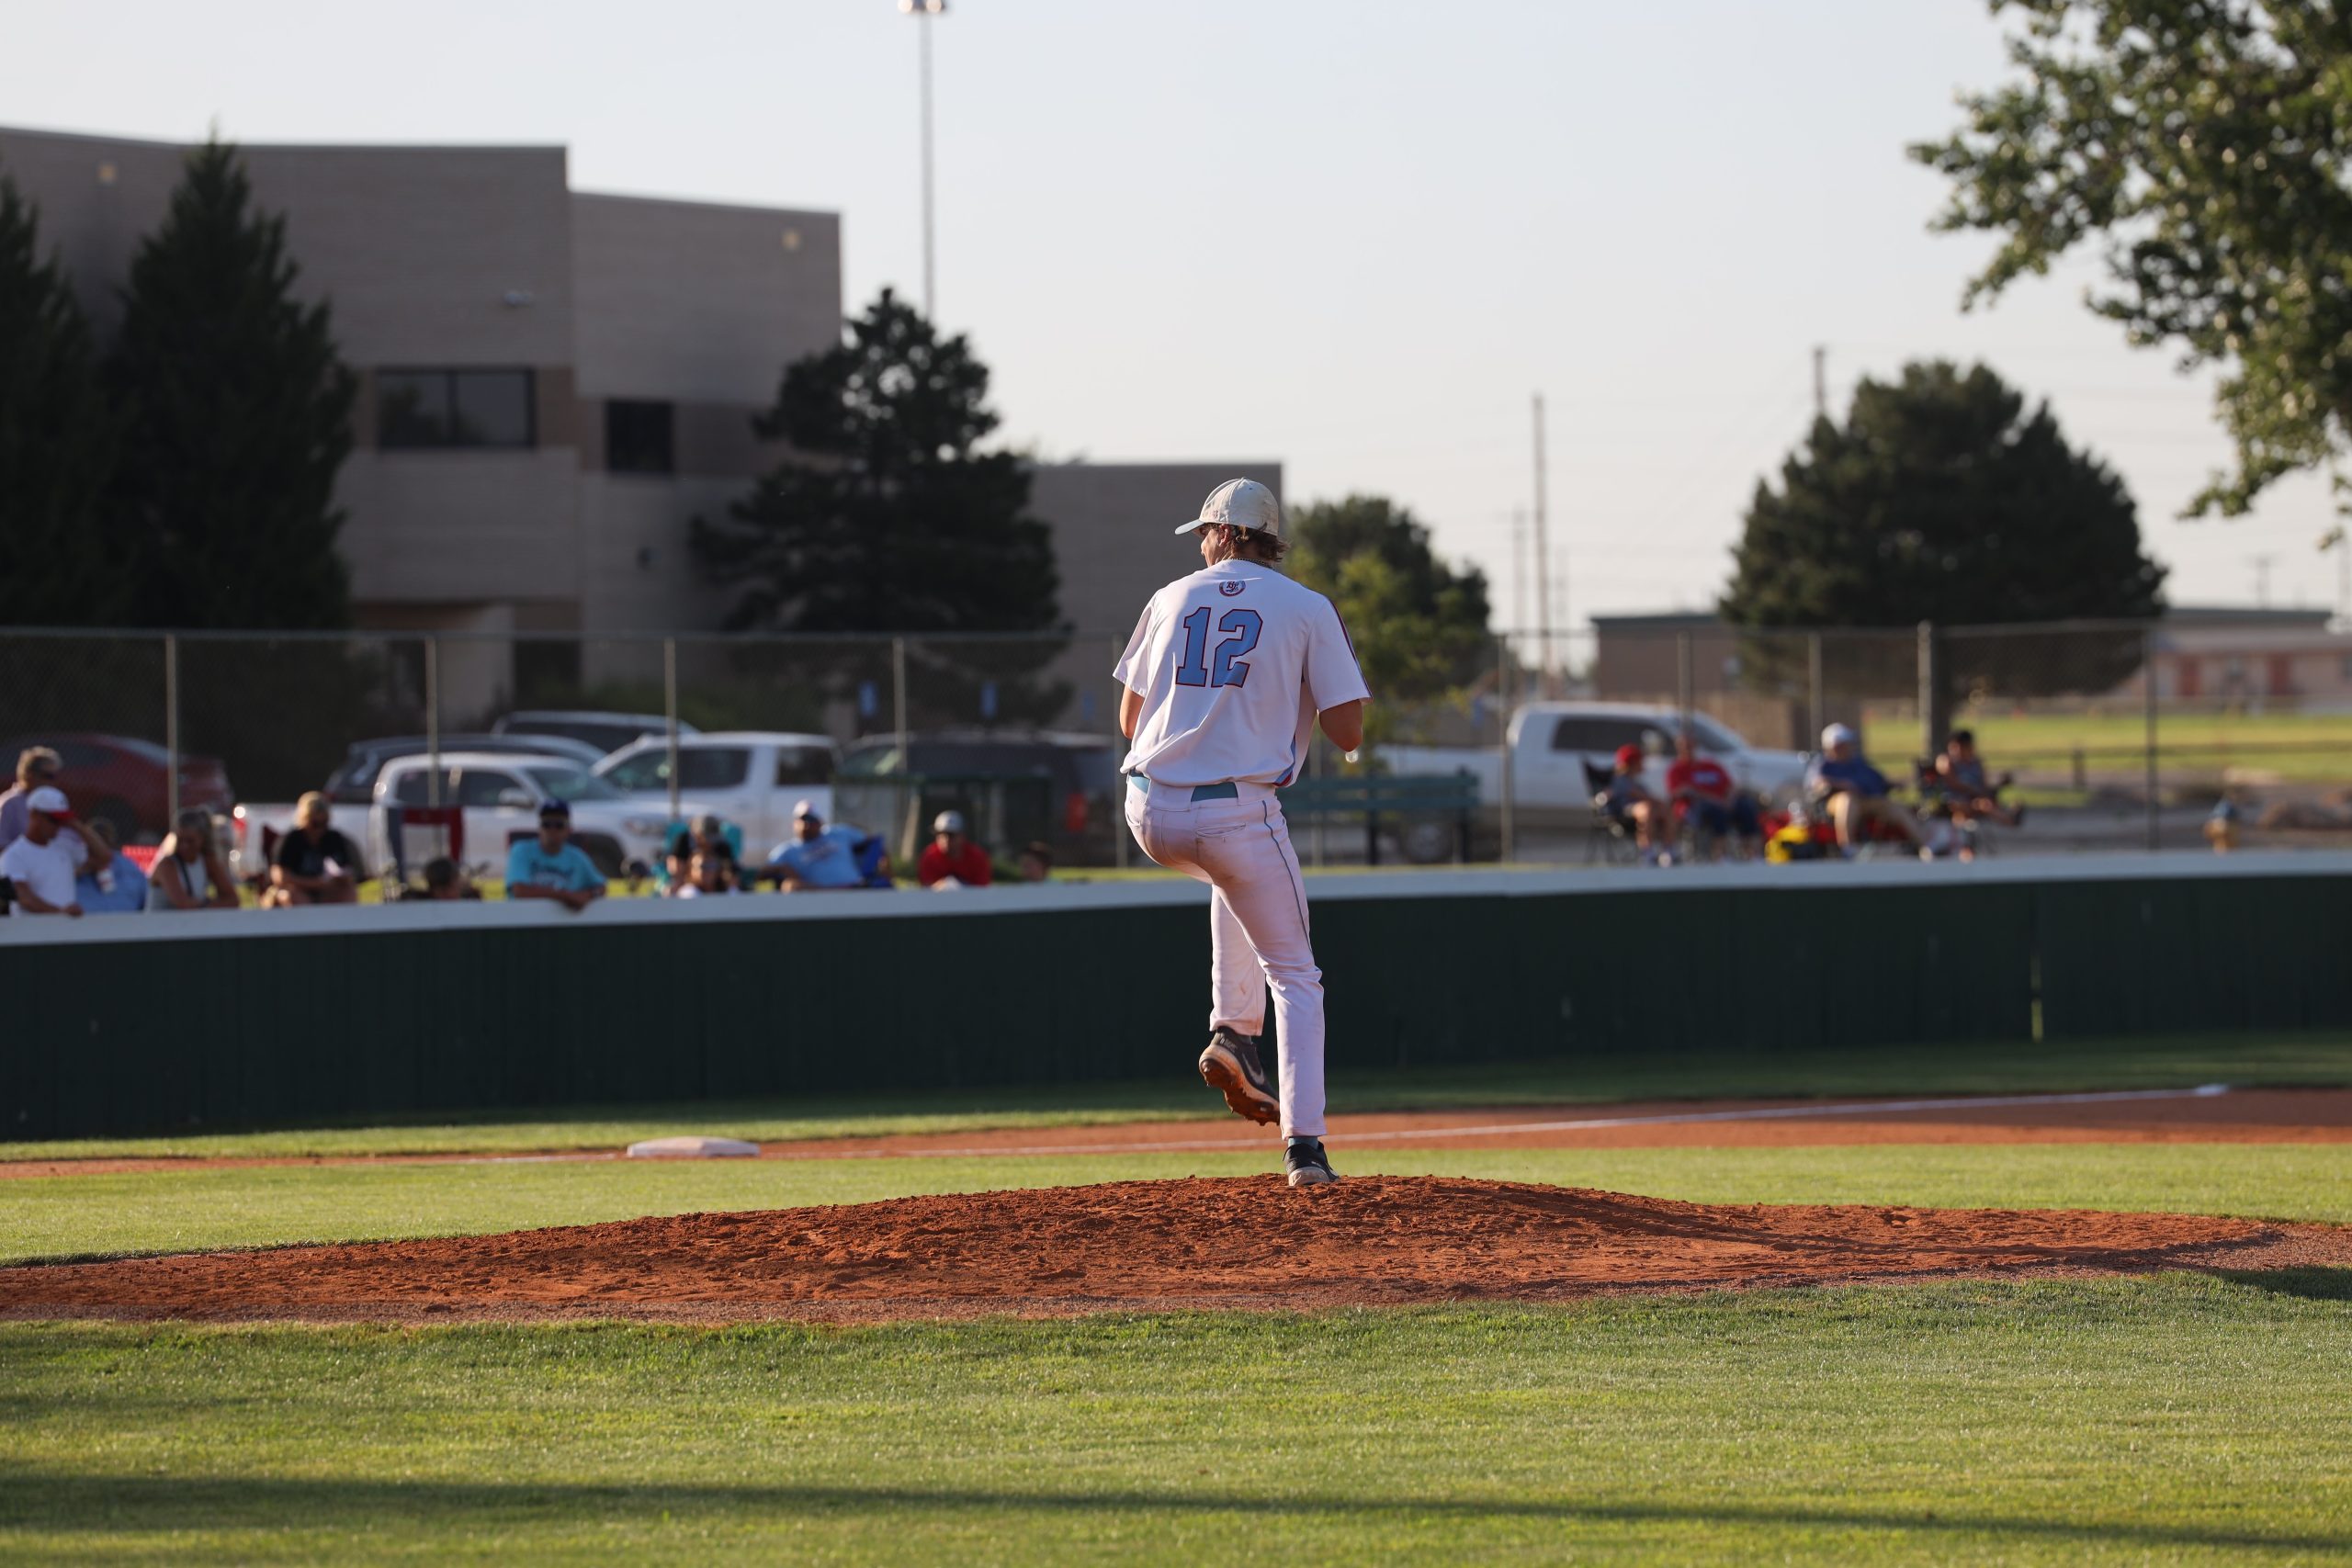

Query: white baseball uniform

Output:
[1114, 558, 1370, 1137]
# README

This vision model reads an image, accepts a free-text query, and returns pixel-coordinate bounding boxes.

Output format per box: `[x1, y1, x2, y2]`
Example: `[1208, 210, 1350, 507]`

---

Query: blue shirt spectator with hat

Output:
[769, 799, 876, 890]
[505, 799, 605, 911]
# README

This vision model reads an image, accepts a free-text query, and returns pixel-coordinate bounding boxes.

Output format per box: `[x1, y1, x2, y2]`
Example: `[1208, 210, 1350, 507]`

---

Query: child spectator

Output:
[1017, 840, 1055, 883]
[1599, 744, 1672, 863]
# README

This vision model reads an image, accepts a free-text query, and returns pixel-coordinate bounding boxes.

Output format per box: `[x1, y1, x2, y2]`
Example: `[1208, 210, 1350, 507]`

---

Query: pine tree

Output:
[0, 172, 123, 626]
[694, 288, 1061, 637]
[107, 139, 355, 629]
[1722, 359, 2166, 699]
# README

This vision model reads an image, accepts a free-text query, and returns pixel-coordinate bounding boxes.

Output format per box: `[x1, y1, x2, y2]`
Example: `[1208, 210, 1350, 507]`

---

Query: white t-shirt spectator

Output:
[1, 834, 79, 909]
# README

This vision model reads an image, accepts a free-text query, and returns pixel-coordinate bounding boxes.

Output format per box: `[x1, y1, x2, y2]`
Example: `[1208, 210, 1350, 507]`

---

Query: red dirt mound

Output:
[6, 1177, 2344, 1325]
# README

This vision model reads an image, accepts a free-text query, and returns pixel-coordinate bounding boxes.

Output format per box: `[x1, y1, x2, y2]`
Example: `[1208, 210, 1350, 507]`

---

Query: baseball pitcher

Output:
[1114, 479, 1370, 1187]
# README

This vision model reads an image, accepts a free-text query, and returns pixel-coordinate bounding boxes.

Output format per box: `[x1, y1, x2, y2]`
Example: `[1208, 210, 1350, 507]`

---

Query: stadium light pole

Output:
[900, 0, 945, 319]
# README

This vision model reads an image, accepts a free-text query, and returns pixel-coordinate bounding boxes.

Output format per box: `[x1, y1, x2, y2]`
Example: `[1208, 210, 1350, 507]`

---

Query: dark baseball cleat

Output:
[1284, 1136, 1338, 1188]
[1198, 1027, 1279, 1125]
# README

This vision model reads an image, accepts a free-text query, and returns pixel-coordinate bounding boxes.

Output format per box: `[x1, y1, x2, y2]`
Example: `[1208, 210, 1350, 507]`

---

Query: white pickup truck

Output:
[1385, 702, 1811, 813]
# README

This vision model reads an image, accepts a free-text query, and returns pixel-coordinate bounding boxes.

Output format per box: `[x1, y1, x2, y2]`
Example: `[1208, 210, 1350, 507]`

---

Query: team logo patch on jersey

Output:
[1219, 580, 1247, 596]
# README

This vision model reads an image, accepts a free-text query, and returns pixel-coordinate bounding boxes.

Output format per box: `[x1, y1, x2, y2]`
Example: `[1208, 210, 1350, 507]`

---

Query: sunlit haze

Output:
[5, 0, 2340, 630]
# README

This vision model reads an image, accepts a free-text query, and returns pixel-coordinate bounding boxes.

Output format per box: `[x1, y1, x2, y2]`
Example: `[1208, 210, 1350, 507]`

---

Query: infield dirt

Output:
[5, 1175, 2346, 1325]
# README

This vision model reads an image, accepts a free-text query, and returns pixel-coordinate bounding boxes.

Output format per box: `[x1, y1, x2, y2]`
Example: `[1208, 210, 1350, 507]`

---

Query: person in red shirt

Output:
[1665, 731, 1761, 860]
[917, 809, 994, 887]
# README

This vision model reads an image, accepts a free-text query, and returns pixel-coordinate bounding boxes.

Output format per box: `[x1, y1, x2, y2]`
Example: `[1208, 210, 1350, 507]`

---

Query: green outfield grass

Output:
[1866, 707, 2352, 783]
[6, 1278, 2350, 1564]
[9, 1028, 2346, 1163]
[7, 1142, 2347, 1267]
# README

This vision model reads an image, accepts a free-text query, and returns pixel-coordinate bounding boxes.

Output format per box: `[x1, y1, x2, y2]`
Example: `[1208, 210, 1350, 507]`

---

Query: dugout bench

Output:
[1281, 771, 1480, 865]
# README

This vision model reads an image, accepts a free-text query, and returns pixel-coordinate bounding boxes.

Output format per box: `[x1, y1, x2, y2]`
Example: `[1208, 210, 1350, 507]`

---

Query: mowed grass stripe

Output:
[3, 1277, 2349, 1564]
[11, 1030, 2350, 1162]
[4, 1143, 2348, 1266]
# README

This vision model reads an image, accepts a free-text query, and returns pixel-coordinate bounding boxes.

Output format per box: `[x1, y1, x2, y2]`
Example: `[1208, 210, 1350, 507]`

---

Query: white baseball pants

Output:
[1125, 780, 1326, 1137]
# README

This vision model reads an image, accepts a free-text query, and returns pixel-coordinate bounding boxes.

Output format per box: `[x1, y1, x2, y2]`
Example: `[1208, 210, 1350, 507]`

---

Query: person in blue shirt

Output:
[1804, 723, 1923, 856]
[767, 799, 879, 891]
[505, 800, 605, 911]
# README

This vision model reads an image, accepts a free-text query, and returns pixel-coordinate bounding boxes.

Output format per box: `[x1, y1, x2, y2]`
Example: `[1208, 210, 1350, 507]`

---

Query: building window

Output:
[378, 368, 537, 449]
[605, 400, 675, 475]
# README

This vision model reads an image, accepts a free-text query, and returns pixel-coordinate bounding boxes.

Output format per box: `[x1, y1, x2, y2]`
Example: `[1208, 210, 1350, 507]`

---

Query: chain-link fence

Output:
[3, 618, 2348, 870]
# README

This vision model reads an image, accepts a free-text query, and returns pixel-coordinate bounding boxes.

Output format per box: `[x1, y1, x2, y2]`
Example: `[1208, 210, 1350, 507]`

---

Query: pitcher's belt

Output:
[1128, 776, 1239, 802]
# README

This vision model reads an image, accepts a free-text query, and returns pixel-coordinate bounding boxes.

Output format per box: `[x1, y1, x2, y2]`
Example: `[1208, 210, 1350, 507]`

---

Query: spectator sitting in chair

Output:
[1600, 744, 1673, 863]
[505, 799, 605, 912]
[1665, 732, 1761, 860]
[768, 800, 875, 891]
[265, 792, 363, 907]
[1933, 728, 2024, 830]
[918, 810, 993, 888]
[0, 785, 105, 917]
[150, 807, 240, 910]
[1017, 840, 1055, 883]
[1806, 724, 1924, 857]
[0, 746, 64, 854]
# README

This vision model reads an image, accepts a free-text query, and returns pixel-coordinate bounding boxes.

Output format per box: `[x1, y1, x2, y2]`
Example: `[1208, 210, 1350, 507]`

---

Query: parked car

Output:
[1385, 703, 1810, 813]
[322, 733, 606, 807]
[492, 710, 699, 757]
[0, 731, 233, 841]
[593, 731, 841, 855]
[370, 751, 718, 880]
[836, 729, 1122, 865]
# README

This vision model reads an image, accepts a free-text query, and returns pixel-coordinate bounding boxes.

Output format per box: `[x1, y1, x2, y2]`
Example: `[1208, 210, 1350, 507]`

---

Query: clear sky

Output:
[5, 0, 2343, 633]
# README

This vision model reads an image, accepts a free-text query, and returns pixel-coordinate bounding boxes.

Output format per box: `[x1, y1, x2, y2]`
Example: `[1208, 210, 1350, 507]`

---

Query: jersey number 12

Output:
[1173, 605, 1261, 689]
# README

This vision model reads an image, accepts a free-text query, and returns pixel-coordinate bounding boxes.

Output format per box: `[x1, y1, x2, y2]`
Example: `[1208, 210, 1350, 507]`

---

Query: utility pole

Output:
[1510, 507, 1528, 663]
[1813, 344, 1827, 420]
[2250, 553, 2275, 608]
[1531, 393, 1553, 693]
[2324, 525, 2350, 628]
[901, 0, 945, 318]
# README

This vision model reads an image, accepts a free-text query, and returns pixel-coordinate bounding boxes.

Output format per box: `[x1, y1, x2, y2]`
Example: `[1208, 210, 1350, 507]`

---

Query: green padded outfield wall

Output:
[0, 854, 2343, 1140]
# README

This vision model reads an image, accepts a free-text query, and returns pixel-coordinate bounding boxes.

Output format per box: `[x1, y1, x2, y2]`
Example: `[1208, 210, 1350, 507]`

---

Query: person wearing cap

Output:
[1599, 741, 1673, 863]
[505, 799, 605, 911]
[767, 799, 875, 890]
[1805, 723, 1924, 856]
[917, 809, 992, 888]
[265, 792, 364, 907]
[0, 784, 106, 917]
[0, 746, 65, 854]
[1114, 477, 1371, 1190]
[150, 807, 241, 910]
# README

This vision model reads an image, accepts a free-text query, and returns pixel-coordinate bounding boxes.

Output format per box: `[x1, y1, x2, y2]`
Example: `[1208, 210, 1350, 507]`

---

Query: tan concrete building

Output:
[1, 125, 1275, 720]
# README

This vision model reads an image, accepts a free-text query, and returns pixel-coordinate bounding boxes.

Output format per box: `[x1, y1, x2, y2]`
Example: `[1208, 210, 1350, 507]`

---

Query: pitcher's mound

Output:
[5, 1176, 2343, 1325]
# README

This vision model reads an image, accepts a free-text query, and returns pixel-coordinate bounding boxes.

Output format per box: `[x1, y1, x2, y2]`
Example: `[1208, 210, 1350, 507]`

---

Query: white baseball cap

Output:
[1821, 723, 1858, 748]
[933, 809, 966, 835]
[26, 784, 73, 818]
[1176, 477, 1282, 537]
[791, 798, 821, 821]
